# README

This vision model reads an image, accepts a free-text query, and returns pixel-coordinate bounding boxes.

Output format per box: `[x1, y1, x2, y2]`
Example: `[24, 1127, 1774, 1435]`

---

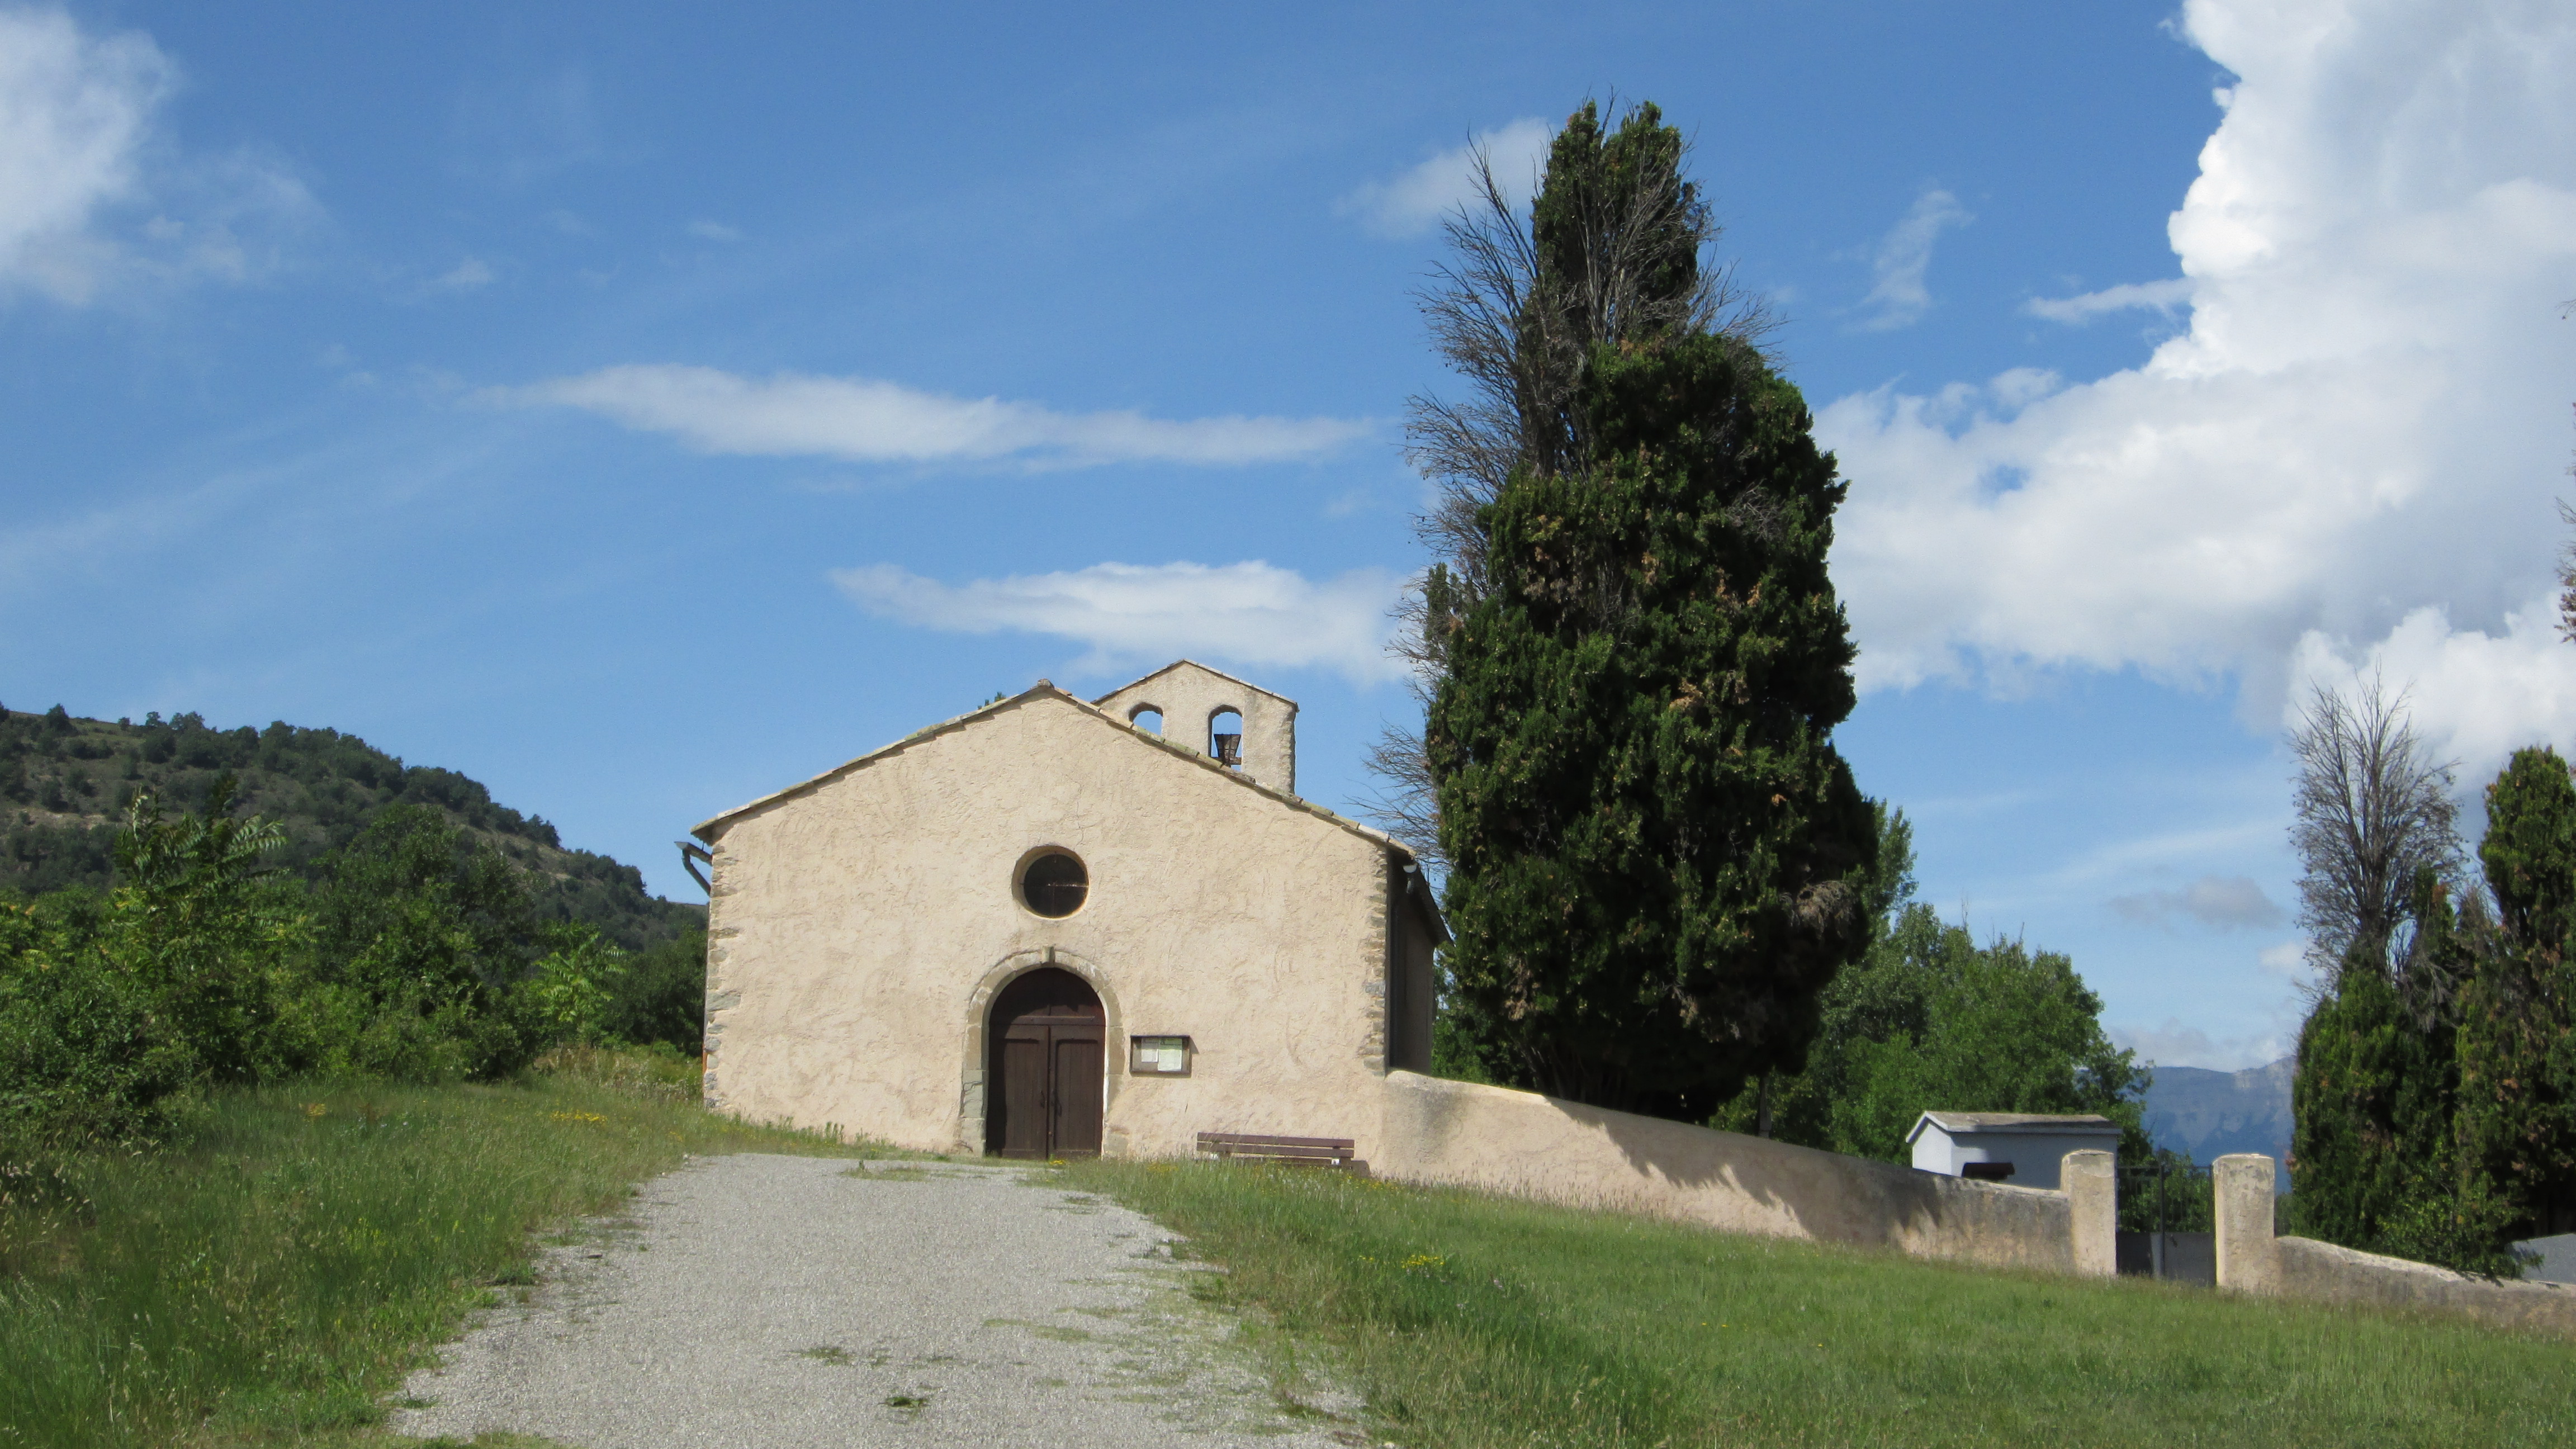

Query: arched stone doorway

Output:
[985, 967, 1105, 1158]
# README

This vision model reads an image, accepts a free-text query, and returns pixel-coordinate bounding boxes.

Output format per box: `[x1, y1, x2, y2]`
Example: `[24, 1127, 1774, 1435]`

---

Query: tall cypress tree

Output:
[2455, 747, 2576, 1245]
[1426, 108, 1874, 1118]
[2288, 931, 2463, 1254]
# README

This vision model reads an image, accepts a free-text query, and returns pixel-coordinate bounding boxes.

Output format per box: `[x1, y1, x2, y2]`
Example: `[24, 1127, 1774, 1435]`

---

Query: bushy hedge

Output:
[0, 778, 705, 1148]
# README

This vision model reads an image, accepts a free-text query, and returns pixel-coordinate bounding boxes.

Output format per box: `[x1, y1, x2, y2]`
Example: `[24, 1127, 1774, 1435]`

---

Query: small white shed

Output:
[1907, 1112, 2123, 1191]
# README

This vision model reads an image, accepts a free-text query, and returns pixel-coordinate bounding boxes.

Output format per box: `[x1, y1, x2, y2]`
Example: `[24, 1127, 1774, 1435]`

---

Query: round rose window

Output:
[1019, 850, 1088, 917]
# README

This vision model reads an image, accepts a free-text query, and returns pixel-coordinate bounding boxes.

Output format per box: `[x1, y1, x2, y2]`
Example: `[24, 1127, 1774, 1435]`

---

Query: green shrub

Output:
[1, 783, 675, 1150]
[600, 927, 705, 1053]
[0, 893, 196, 1148]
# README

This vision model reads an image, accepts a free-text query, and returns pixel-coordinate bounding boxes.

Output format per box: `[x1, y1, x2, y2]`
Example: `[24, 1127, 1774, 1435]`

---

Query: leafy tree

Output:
[110, 776, 295, 1081]
[2277, 679, 2528, 1272]
[600, 927, 708, 1053]
[2286, 930, 2489, 1265]
[1715, 809, 2146, 1164]
[2452, 748, 2576, 1248]
[1428, 105, 1874, 1117]
[520, 921, 628, 1048]
[290, 804, 549, 1078]
[0, 887, 191, 1147]
[2280, 747, 2576, 1275]
[0, 780, 296, 1146]
[1769, 909, 2144, 1162]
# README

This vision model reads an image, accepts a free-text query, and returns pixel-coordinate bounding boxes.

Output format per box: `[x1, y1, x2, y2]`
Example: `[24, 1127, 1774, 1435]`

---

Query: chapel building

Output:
[689, 661, 1444, 1161]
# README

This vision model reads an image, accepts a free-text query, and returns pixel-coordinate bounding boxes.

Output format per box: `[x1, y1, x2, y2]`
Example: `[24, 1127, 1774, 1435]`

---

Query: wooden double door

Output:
[986, 967, 1104, 1159]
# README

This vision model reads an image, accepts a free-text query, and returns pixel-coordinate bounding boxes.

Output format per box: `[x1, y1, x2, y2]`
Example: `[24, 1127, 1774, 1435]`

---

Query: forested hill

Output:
[0, 702, 701, 951]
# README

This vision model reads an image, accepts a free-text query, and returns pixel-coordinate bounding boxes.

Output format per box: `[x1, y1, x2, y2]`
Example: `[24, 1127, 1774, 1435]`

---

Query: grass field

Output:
[0, 1048, 876, 1449]
[1069, 1158, 2576, 1449]
[15, 1073, 2569, 1449]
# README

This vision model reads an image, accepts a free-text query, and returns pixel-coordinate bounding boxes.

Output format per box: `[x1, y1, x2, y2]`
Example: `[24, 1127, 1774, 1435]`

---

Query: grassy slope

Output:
[1071, 1159, 2576, 1449]
[0, 709, 698, 950]
[0, 1052, 882, 1449]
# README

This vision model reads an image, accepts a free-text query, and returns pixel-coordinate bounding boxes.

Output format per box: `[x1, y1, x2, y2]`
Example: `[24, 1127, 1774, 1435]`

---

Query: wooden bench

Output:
[1196, 1131, 1359, 1170]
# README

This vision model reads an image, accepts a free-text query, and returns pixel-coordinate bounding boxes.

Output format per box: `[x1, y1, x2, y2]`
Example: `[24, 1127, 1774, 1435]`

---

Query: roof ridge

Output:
[1091, 658, 1295, 708]
[690, 682, 1411, 868]
[688, 682, 1059, 838]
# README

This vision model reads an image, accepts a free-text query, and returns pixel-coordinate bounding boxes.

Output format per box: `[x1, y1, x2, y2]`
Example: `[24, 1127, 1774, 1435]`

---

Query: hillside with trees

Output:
[0, 702, 698, 951]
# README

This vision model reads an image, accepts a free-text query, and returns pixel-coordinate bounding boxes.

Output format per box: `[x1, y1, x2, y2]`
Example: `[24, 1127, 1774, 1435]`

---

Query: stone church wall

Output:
[699, 690, 1410, 1162]
[1376, 1071, 2116, 1275]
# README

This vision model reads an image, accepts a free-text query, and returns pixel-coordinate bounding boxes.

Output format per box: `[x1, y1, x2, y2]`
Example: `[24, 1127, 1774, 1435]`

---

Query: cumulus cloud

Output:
[0, 9, 315, 304]
[1853, 187, 1969, 331]
[1336, 117, 1551, 239]
[2024, 277, 2194, 323]
[500, 364, 1371, 471]
[1819, 0, 2576, 785]
[2111, 1017, 2294, 1071]
[2109, 874, 2287, 930]
[0, 8, 168, 299]
[2285, 593, 2576, 797]
[832, 560, 1406, 684]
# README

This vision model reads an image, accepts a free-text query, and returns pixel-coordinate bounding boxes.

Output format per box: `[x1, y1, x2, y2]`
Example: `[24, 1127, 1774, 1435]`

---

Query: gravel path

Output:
[389, 1154, 1365, 1448]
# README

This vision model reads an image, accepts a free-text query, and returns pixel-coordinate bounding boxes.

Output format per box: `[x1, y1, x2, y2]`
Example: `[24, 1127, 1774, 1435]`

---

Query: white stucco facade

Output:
[690, 664, 1440, 1162]
[1907, 1112, 2123, 1191]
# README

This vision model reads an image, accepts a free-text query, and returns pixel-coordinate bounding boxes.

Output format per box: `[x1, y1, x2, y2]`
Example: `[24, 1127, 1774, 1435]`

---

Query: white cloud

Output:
[2109, 874, 2288, 930]
[1820, 0, 2576, 787]
[832, 560, 1406, 684]
[2111, 1017, 2295, 1071]
[2286, 593, 2576, 796]
[432, 257, 493, 292]
[0, 7, 168, 300]
[0, 10, 315, 304]
[1853, 187, 1969, 331]
[500, 364, 1371, 471]
[2024, 277, 2194, 323]
[1336, 117, 1551, 239]
[686, 219, 741, 242]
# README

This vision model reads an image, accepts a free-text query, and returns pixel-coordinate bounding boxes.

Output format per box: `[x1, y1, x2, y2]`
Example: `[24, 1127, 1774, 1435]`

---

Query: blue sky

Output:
[5, 1, 2571, 1071]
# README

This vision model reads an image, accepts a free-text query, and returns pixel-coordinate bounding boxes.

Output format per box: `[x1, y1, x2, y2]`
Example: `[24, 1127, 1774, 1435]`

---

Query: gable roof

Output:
[1092, 659, 1295, 709]
[690, 680, 1422, 880]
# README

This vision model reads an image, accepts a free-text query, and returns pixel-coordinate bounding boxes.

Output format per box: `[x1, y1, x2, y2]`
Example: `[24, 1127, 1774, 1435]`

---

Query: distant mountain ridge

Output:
[0, 702, 700, 951]
[2142, 1055, 2294, 1179]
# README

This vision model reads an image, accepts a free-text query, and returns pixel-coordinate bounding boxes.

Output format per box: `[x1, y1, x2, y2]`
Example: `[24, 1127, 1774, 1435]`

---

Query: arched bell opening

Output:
[984, 967, 1106, 1159]
[1208, 707, 1244, 768]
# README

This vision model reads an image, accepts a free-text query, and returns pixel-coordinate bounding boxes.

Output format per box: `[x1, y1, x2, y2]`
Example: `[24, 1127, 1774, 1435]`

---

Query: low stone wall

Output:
[1377, 1071, 2115, 1275]
[2213, 1154, 2576, 1335]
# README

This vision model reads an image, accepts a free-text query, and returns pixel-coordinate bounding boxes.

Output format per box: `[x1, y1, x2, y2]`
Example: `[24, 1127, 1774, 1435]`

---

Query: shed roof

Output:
[1905, 1112, 2123, 1145]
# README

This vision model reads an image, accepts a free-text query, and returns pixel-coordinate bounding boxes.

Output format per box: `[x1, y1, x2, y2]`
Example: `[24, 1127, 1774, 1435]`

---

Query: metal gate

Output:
[2116, 1159, 2215, 1284]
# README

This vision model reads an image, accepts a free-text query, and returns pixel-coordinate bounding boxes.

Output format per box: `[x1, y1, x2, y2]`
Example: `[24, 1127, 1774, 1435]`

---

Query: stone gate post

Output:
[2063, 1150, 2118, 1277]
[2214, 1154, 2281, 1295]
